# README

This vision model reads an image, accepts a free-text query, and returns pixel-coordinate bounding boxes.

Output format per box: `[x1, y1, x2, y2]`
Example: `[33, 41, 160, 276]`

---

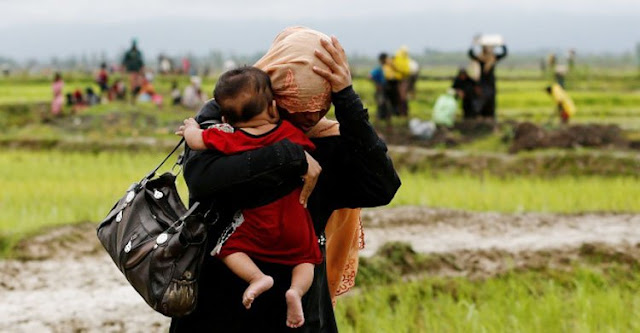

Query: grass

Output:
[334, 242, 640, 332]
[3, 149, 640, 255]
[392, 170, 640, 213]
[0, 149, 189, 255]
[335, 266, 640, 332]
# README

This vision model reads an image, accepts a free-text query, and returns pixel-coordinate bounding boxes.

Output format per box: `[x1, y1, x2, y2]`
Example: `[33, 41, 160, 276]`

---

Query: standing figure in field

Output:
[382, 55, 401, 117]
[121, 39, 145, 103]
[177, 66, 323, 328]
[393, 46, 412, 117]
[468, 43, 507, 119]
[451, 68, 477, 119]
[51, 72, 64, 116]
[369, 53, 392, 130]
[96, 62, 109, 99]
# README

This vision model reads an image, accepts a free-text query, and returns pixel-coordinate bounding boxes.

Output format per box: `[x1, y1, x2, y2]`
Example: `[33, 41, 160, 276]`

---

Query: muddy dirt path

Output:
[2, 207, 639, 332]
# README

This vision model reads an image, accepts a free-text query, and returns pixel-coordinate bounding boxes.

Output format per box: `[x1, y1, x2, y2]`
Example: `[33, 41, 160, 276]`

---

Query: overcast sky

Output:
[2, 0, 640, 61]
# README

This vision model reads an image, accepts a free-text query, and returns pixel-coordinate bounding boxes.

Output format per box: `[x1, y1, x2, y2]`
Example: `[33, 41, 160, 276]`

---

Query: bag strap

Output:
[170, 119, 220, 175]
[141, 138, 185, 184]
[166, 202, 201, 232]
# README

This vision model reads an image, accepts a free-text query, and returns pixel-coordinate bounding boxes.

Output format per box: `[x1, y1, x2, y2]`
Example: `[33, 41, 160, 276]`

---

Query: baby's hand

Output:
[175, 118, 200, 136]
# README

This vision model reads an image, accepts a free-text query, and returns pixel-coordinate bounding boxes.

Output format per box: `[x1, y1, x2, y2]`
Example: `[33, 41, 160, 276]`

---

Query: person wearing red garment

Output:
[176, 66, 321, 329]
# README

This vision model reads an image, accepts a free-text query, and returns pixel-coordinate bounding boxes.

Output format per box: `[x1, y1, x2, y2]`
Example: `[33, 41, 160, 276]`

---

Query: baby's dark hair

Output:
[213, 66, 274, 125]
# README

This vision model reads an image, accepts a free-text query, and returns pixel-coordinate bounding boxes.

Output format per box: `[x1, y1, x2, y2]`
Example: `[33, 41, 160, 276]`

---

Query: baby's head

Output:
[213, 66, 276, 125]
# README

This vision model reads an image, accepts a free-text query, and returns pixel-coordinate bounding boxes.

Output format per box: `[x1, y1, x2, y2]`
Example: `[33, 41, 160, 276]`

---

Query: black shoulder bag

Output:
[96, 138, 215, 317]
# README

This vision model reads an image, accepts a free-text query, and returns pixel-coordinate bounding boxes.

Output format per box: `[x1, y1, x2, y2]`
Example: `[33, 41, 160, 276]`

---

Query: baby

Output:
[176, 66, 322, 328]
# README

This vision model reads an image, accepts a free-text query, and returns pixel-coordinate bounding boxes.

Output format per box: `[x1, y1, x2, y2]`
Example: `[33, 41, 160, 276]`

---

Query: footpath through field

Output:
[2, 208, 640, 331]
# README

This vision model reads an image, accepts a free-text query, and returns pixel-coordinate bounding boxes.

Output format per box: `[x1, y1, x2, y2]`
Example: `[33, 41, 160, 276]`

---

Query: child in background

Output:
[96, 63, 109, 98]
[51, 72, 64, 116]
[176, 67, 322, 329]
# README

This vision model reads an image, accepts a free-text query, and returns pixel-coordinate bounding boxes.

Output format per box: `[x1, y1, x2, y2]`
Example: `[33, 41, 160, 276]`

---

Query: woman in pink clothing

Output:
[51, 72, 64, 116]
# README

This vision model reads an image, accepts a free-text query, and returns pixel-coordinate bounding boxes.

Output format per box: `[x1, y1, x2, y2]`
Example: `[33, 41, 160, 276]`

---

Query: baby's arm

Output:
[175, 118, 207, 150]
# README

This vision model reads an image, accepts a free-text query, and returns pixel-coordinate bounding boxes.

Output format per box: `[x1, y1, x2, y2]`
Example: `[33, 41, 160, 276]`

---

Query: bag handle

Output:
[143, 120, 219, 184]
[141, 138, 185, 184]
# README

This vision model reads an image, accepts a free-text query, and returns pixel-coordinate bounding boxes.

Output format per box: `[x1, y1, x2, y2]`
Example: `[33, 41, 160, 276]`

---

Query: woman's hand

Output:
[313, 36, 352, 93]
[299, 151, 322, 208]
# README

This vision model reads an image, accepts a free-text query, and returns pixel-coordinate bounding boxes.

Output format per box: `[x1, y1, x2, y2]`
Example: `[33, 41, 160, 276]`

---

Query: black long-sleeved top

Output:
[468, 45, 508, 88]
[170, 86, 401, 332]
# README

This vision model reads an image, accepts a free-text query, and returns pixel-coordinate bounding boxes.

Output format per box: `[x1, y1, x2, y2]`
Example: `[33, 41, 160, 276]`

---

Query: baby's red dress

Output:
[202, 121, 323, 265]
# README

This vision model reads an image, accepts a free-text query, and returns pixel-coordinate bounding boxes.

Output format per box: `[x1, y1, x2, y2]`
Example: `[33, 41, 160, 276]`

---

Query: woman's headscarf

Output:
[254, 26, 333, 114]
[255, 26, 364, 304]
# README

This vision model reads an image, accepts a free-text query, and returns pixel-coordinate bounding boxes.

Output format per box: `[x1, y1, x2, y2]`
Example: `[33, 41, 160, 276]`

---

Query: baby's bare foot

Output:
[242, 275, 274, 309]
[285, 288, 305, 328]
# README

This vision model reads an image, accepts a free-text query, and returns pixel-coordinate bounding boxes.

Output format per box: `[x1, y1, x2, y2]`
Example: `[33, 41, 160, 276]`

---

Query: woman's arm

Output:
[183, 100, 311, 203]
[311, 37, 399, 209]
[497, 45, 508, 60]
[184, 139, 308, 201]
[319, 87, 401, 210]
[311, 37, 401, 210]
[468, 48, 480, 61]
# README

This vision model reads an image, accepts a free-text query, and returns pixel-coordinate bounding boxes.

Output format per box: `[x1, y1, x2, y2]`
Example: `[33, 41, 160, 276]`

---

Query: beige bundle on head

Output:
[254, 26, 333, 114]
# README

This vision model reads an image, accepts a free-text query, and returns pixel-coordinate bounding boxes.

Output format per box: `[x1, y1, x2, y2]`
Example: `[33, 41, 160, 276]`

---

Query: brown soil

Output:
[509, 122, 628, 153]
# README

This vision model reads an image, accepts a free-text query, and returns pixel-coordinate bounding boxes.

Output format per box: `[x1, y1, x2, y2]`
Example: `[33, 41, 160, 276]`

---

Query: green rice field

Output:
[2, 68, 640, 331]
[2, 149, 640, 254]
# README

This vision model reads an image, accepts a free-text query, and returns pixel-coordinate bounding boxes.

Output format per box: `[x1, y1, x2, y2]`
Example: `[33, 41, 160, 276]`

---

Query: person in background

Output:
[468, 44, 507, 119]
[407, 58, 420, 99]
[393, 46, 412, 117]
[369, 53, 392, 130]
[171, 81, 182, 105]
[70, 88, 86, 113]
[138, 73, 163, 108]
[159, 54, 172, 74]
[382, 55, 401, 117]
[546, 83, 576, 124]
[182, 76, 206, 109]
[122, 39, 145, 103]
[554, 64, 568, 88]
[96, 62, 109, 99]
[73, 88, 85, 106]
[65, 93, 74, 107]
[547, 53, 556, 72]
[182, 57, 191, 75]
[568, 49, 576, 72]
[109, 79, 126, 101]
[85, 87, 100, 106]
[51, 72, 64, 116]
[451, 68, 477, 119]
